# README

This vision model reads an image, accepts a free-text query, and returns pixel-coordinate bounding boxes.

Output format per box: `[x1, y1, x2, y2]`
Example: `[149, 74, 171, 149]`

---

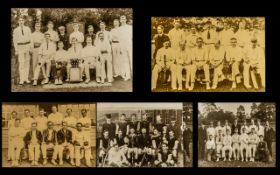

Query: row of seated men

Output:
[199, 119, 274, 162]
[152, 37, 264, 91]
[97, 113, 192, 167]
[8, 119, 92, 167]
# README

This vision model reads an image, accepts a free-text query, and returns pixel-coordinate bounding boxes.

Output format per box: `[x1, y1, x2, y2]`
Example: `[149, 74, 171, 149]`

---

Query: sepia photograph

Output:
[2, 102, 96, 167]
[151, 17, 265, 92]
[11, 8, 133, 92]
[198, 102, 275, 167]
[96, 103, 193, 167]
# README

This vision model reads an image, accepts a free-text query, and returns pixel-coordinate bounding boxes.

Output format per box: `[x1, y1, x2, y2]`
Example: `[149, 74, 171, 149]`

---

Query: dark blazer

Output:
[57, 129, 72, 144]
[264, 127, 275, 142]
[24, 130, 43, 145]
[42, 129, 57, 144]
[198, 127, 207, 144]
[231, 123, 241, 135]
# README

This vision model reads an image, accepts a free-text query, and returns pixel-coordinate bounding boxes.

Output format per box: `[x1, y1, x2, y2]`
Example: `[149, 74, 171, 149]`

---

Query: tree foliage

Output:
[12, 8, 133, 32]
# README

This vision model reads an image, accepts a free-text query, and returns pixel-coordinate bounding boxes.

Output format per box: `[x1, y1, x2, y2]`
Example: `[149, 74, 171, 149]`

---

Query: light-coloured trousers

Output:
[10, 140, 24, 161]
[78, 61, 102, 81]
[57, 142, 74, 160]
[248, 144, 257, 158]
[152, 64, 177, 89]
[232, 143, 240, 159]
[33, 56, 51, 80]
[74, 145, 91, 162]
[112, 42, 122, 76]
[31, 48, 40, 76]
[41, 143, 58, 159]
[240, 144, 250, 159]
[101, 53, 113, 82]
[176, 64, 191, 89]
[216, 144, 223, 158]
[28, 143, 41, 161]
[222, 145, 232, 158]
[212, 64, 223, 86]
[190, 63, 210, 83]
[17, 45, 31, 83]
[243, 62, 265, 88]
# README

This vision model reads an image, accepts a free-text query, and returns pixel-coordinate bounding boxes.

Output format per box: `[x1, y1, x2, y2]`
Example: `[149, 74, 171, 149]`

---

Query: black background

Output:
[0, 0, 278, 174]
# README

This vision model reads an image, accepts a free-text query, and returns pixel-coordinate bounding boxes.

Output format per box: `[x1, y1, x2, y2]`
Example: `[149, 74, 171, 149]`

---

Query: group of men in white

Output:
[7, 106, 92, 167]
[13, 14, 132, 86]
[152, 18, 265, 91]
[203, 119, 273, 162]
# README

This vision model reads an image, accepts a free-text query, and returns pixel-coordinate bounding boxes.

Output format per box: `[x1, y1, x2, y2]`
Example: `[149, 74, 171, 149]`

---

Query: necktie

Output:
[47, 42, 49, 50]
[207, 30, 210, 40]
[21, 27, 24, 35]
[74, 46, 76, 53]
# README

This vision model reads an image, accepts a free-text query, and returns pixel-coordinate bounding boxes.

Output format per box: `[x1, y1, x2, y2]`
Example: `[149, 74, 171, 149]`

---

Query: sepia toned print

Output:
[151, 17, 265, 92]
[11, 8, 132, 92]
[97, 103, 193, 167]
[198, 103, 275, 167]
[2, 103, 96, 167]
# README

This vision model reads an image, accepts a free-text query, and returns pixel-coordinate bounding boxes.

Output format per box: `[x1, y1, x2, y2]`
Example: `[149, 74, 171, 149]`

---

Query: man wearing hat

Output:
[33, 32, 56, 85]
[243, 38, 265, 89]
[69, 22, 84, 51]
[58, 26, 69, 50]
[13, 16, 32, 85]
[152, 38, 176, 90]
[190, 37, 210, 90]
[102, 114, 117, 139]
[168, 19, 184, 50]
[31, 22, 44, 76]
[45, 21, 59, 45]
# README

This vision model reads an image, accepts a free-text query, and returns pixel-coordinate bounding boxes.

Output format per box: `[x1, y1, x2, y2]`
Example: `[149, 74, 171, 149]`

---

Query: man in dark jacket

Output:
[182, 122, 192, 163]
[264, 120, 275, 156]
[198, 122, 207, 160]
[102, 114, 117, 139]
[256, 135, 271, 162]
[231, 118, 241, 135]
[24, 122, 42, 166]
[41, 121, 58, 165]
[56, 121, 74, 166]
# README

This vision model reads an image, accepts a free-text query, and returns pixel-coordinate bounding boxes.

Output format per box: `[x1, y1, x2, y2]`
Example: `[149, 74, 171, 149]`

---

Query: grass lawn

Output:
[154, 79, 265, 92]
[2, 148, 96, 167]
[198, 142, 276, 167]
